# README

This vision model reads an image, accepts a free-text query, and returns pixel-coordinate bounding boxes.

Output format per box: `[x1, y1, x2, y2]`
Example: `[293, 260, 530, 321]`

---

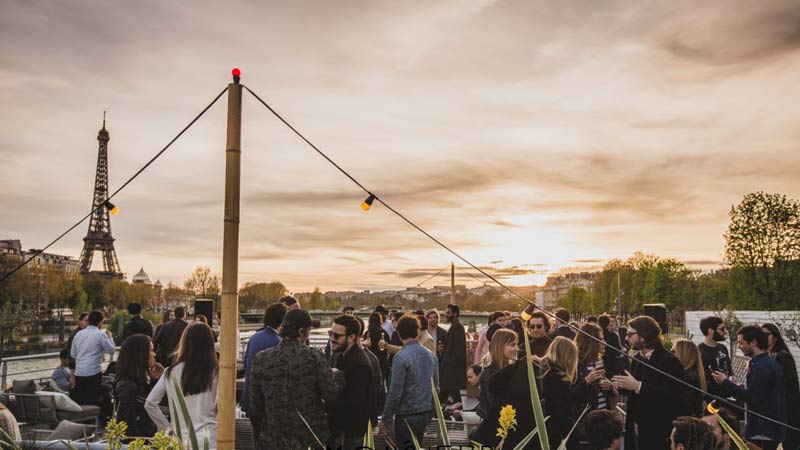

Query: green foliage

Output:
[238, 281, 287, 311]
[725, 191, 800, 310]
[307, 287, 325, 310]
[107, 310, 132, 335]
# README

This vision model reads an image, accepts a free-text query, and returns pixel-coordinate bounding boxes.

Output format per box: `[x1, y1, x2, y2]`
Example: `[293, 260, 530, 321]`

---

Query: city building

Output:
[539, 272, 596, 311]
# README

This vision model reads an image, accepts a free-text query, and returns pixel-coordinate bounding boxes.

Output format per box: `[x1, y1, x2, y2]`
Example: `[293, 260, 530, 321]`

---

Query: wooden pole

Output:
[217, 72, 241, 450]
[451, 262, 455, 304]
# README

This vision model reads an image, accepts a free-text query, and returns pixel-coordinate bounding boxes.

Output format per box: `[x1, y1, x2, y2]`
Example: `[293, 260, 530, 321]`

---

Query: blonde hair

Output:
[489, 328, 518, 369]
[536, 336, 578, 383]
[673, 339, 707, 392]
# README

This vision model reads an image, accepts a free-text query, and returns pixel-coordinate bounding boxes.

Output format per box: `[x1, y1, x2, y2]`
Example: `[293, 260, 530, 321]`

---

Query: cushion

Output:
[56, 405, 100, 423]
[35, 391, 82, 412]
[46, 420, 96, 440]
[11, 380, 36, 395]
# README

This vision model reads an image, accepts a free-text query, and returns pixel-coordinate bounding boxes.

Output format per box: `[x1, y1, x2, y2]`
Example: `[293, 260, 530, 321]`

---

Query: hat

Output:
[283, 309, 321, 329]
[375, 305, 389, 315]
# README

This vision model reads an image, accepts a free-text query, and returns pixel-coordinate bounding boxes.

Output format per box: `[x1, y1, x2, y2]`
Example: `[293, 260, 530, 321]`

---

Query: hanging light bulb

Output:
[520, 301, 536, 322]
[361, 194, 376, 211]
[104, 200, 120, 215]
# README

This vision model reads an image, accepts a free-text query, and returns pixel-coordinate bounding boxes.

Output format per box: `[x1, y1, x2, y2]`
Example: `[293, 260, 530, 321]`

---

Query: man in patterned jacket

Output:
[248, 309, 345, 450]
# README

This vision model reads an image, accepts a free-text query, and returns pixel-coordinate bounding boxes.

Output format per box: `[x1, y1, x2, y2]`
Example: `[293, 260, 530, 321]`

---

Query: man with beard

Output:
[712, 325, 787, 450]
[325, 314, 372, 450]
[612, 316, 687, 450]
[698, 316, 732, 401]
[439, 304, 466, 405]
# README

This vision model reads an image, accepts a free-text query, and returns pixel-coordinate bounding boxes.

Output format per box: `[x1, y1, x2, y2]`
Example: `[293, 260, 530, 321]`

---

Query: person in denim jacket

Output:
[380, 314, 439, 448]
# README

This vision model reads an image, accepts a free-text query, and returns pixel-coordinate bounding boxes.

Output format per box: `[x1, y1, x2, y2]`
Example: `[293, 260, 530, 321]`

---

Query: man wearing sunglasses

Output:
[325, 314, 373, 450]
[525, 311, 553, 358]
[698, 316, 732, 401]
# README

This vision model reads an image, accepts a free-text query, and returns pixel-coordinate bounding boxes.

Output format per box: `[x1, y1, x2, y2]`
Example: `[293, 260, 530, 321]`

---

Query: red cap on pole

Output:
[232, 68, 241, 84]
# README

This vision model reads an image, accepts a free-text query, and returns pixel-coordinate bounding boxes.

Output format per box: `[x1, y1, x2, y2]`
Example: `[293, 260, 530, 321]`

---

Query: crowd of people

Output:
[38, 298, 799, 450]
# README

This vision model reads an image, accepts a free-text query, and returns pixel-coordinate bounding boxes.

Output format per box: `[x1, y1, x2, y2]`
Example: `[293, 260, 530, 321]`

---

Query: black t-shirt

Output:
[699, 342, 732, 397]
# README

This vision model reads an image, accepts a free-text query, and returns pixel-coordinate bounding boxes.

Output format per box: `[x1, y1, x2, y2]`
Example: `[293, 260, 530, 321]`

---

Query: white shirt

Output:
[70, 326, 115, 377]
[145, 362, 218, 450]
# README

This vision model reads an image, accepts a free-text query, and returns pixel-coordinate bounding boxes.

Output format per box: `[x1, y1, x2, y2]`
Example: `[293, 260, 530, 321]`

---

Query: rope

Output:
[416, 266, 448, 287]
[243, 85, 799, 433]
[0, 87, 229, 284]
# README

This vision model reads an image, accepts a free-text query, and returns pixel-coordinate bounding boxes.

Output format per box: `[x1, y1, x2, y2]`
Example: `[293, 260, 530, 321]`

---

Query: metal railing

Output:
[1, 347, 120, 390]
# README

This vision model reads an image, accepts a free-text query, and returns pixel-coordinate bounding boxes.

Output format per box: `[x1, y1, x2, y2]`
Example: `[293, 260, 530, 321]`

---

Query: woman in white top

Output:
[145, 322, 219, 449]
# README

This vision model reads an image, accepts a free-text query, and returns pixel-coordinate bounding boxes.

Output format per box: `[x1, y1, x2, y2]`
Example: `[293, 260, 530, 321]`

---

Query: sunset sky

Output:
[2, 1, 800, 292]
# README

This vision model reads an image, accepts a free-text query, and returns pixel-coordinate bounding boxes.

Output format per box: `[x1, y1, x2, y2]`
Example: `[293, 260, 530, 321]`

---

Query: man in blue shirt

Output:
[241, 302, 288, 440]
[712, 324, 787, 450]
[70, 310, 115, 407]
[380, 314, 439, 448]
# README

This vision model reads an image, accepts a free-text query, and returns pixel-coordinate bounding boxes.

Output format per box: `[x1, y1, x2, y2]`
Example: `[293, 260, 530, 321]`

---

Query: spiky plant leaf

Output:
[523, 327, 551, 450]
[170, 373, 199, 450]
[404, 418, 422, 450]
[431, 377, 451, 446]
[511, 416, 550, 450]
[556, 404, 590, 450]
[715, 413, 749, 450]
[295, 408, 326, 450]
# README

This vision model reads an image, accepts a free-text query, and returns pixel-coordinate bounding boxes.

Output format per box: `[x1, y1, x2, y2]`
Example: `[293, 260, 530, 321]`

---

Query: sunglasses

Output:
[328, 330, 345, 340]
[530, 324, 544, 329]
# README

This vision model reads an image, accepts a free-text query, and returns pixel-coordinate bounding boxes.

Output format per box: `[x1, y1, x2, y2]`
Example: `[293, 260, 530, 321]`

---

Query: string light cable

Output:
[242, 84, 798, 433]
[0, 86, 229, 284]
[415, 265, 449, 288]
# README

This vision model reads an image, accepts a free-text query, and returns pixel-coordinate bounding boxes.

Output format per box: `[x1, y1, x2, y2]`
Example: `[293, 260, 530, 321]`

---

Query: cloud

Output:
[492, 220, 521, 228]
[572, 259, 604, 263]
[660, 2, 800, 67]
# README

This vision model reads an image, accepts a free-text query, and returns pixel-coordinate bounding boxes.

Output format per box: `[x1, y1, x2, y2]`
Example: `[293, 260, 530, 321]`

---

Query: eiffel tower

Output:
[79, 114, 123, 279]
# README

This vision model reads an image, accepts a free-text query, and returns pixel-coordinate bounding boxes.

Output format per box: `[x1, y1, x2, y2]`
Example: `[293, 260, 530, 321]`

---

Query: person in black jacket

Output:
[762, 323, 800, 450]
[365, 311, 391, 385]
[122, 303, 154, 341]
[439, 304, 467, 405]
[598, 314, 625, 377]
[672, 339, 707, 417]
[551, 308, 577, 340]
[712, 324, 787, 450]
[114, 334, 163, 438]
[612, 316, 688, 450]
[471, 336, 597, 449]
[355, 316, 385, 426]
[153, 306, 188, 367]
[325, 314, 372, 450]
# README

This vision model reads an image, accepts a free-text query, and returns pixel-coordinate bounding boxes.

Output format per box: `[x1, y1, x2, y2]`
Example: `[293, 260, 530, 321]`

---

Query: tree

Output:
[724, 192, 800, 309]
[307, 287, 325, 310]
[184, 266, 220, 300]
[0, 258, 38, 362]
[238, 281, 287, 311]
[559, 287, 589, 318]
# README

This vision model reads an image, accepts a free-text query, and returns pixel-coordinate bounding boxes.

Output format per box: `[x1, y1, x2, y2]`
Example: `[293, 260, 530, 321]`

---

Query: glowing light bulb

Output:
[232, 68, 241, 77]
[104, 200, 119, 215]
[520, 302, 536, 322]
[361, 194, 376, 211]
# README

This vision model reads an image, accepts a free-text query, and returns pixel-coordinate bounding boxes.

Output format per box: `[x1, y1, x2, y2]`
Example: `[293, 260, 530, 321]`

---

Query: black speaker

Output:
[643, 303, 668, 334]
[195, 299, 214, 327]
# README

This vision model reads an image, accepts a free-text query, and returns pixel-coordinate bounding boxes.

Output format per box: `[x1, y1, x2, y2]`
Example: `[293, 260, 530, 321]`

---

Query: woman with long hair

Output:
[366, 311, 391, 385]
[535, 336, 597, 448]
[471, 336, 594, 449]
[145, 322, 219, 449]
[476, 329, 518, 419]
[115, 334, 163, 437]
[575, 323, 614, 413]
[672, 339, 707, 417]
[762, 323, 800, 450]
